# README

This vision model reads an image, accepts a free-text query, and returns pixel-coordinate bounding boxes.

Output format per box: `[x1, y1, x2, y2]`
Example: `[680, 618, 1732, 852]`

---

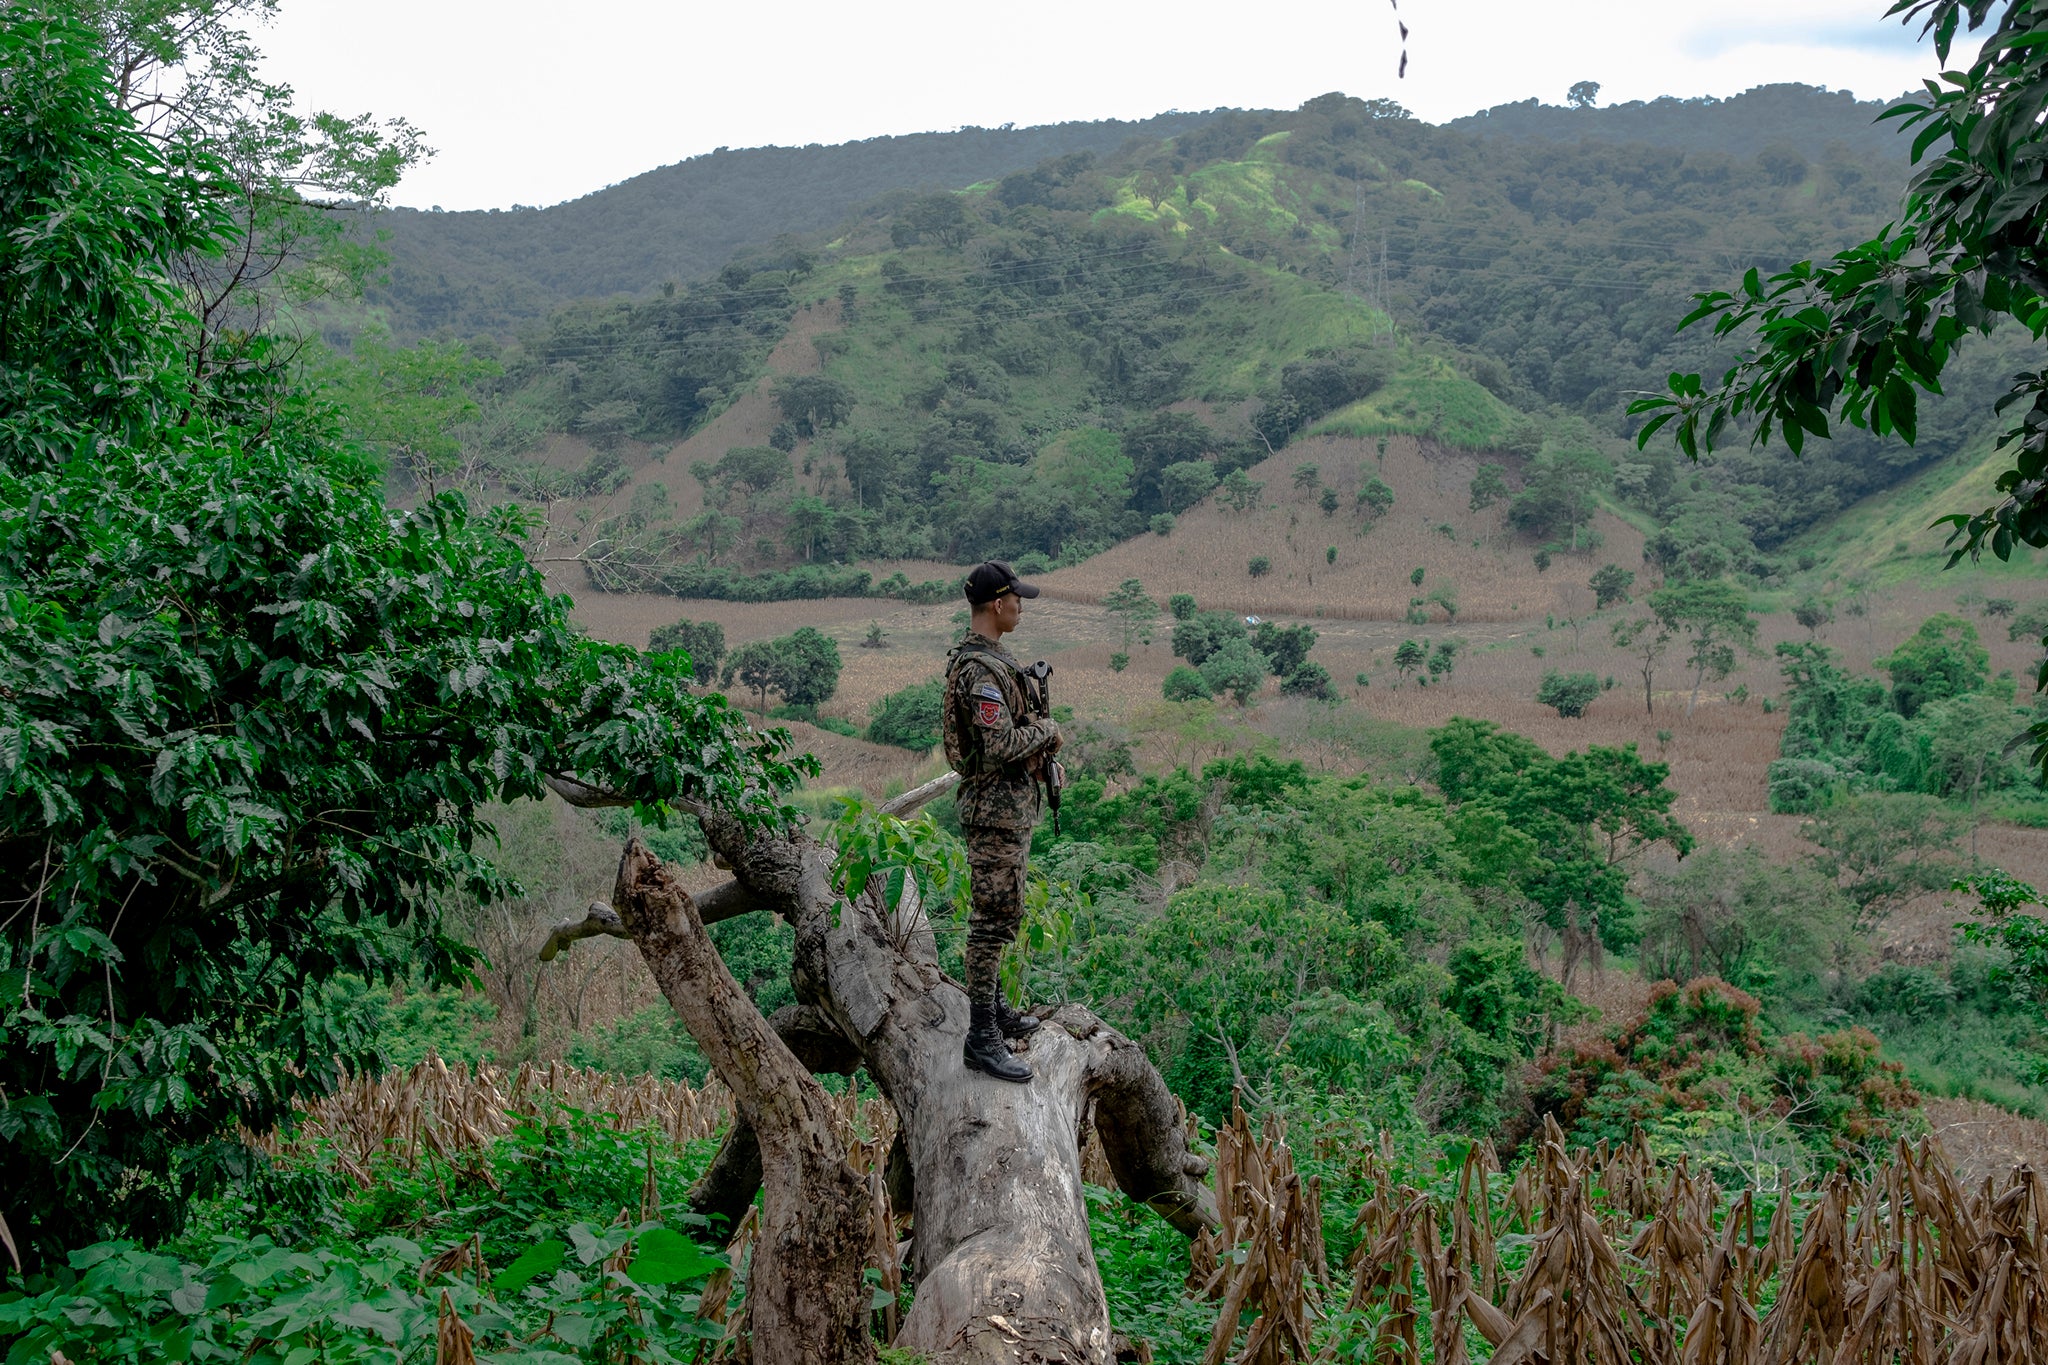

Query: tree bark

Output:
[561, 780, 1216, 1364]
[608, 841, 873, 1365]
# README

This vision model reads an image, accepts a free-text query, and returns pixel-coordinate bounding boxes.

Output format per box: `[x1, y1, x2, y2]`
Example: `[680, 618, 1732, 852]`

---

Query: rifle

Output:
[1020, 660, 1066, 835]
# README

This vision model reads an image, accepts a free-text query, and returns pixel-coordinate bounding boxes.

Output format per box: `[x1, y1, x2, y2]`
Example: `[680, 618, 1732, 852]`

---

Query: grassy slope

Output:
[1789, 441, 2048, 589]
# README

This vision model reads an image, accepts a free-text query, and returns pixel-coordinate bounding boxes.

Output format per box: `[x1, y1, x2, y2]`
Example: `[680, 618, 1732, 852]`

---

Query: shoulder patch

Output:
[976, 698, 1006, 727]
[976, 683, 1004, 701]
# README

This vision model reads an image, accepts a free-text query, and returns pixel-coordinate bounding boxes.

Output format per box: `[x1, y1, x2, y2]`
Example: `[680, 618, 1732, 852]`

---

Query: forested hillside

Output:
[395, 84, 2023, 594]
[1449, 81, 1911, 158]
[366, 112, 1221, 336]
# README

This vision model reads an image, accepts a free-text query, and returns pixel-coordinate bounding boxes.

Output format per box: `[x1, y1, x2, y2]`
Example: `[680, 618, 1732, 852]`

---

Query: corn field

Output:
[1192, 1104, 2048, 1365]
[264, 1061, 2048, 1364]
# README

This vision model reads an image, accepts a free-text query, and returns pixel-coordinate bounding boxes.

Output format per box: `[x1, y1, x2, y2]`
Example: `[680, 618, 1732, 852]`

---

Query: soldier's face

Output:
[993, 591, 1023, 633]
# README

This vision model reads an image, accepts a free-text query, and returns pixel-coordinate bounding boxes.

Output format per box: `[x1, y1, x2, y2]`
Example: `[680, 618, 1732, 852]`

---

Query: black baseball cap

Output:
[963, 560, 1041, 606]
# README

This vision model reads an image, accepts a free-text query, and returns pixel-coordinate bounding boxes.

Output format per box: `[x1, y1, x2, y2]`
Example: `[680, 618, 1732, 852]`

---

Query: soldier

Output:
[942, 561, 1063, 1083]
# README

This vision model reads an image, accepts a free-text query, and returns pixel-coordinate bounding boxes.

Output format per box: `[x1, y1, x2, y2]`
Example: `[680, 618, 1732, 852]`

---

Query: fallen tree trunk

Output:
[552, 777, 1217, 1364]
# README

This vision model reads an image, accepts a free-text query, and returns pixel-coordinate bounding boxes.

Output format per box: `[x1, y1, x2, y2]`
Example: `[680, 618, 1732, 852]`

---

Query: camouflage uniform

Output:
[942, 630, 1060, 1003]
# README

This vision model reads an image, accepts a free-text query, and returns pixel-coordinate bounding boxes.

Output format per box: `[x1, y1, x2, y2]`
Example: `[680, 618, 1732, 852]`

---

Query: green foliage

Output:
[1468, 462, 1509, 513]
[1589, 563, 1634, 609]
[1431, 718, 1691, 948]
[719, 627, 842, 712]
[1651, 578, 1760, 711]
[1162, 665, 1212, 702]
[1251, 622, 1317, 676]
[646, 618, 727, 680]
[1881, 612, 1990, 718]
[1199, 639, 1269, 706]
[1280, 661, 1337, 700]
[866, 678, 946, 754]
[1167, 593, 1198, 621]
[1393, 639, 1426, 683]
[1171, 610, 1248, 667]
[1247, 555, 1271, 578]
[1536, 670, 1603, 718]
[1355, 475, 1395, 519]
[1638, 847, 1855, 1002]
[1627, 0, 2048, 573]
[772, 374, 855, 437]
[0, 17, 814, 1260]
[1537, 978, 1920, 1160]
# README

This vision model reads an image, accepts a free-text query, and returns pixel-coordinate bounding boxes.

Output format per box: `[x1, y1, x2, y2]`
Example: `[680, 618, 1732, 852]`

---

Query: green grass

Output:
[1310, 353, 1519, 450]
[1787, 441, 2048, 588]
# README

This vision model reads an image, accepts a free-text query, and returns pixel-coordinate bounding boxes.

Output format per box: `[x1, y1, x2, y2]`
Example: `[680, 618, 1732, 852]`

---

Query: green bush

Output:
[866, 678, 945, 753]
[1536, 670, 1602, 718]
[1162, 665, 1212, 701]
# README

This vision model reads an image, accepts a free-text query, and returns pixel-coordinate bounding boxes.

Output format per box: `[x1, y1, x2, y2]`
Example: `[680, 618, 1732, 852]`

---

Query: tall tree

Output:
[0, 10, 812, 1261]
[1651, 579, 1759, 716]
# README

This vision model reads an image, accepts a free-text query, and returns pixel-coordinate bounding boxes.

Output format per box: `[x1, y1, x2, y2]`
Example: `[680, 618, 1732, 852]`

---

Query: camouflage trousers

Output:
[962, 824, 1031, 1003]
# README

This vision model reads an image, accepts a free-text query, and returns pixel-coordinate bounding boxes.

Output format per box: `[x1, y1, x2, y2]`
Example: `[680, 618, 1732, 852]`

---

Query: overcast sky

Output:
[255, 0, 1950, 211]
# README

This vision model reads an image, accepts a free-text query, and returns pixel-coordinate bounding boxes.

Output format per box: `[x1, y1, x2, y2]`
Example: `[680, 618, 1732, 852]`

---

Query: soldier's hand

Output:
[1043, 724, 1064, 755]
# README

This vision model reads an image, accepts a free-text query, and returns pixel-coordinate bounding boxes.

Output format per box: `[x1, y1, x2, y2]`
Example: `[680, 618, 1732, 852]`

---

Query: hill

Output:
[363, 112, 1222, 338]
[1448, 82, 1911, 160]
[402, 84, 2011, 597]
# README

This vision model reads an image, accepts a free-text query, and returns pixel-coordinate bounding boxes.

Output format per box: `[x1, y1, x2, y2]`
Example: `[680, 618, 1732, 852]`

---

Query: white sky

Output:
[255, 0, 1951, 211]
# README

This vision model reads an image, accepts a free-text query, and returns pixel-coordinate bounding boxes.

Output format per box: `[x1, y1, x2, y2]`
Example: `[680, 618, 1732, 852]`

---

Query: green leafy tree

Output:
[648, 618, 727, 680]
[1651, 579, 1759, 716]
[783, 492, 833, 562]
[1881, 611, 1989, 717]
[866, 679, 945, 753]
[0, 12, 813, 1261]
[1469, 463, 1509, 513]
[1393, 639, 1426, 685]
[1158, 459, 1218, 513]
[1163, 665, 1212, 701]
[1280, 661, 1336, 700]
[1103, 578, 1159, 649]
[1431, 719, 1691, 986]
[1428, 640, 1461, 686]
[771, 626, 842, 709]
[1589, 563, 1635, 609]
[1252, 622, 1318, 676]
[1612, 613, 1673, 715]
[1172, 610, 1248, 666]
[1537, 670, 1603, 718]
[723, 639, 784, 714]
[1356, 476, 1395, 519]
[1219, 466, 1264, 513]
[1508, 448, 1605, 551]
[1168, 592, 1198, 621]
[1794, 595, 1835, 639]
[1248, 555, 1271, 578]
[1292, 462, 1320, 492]
[323, 330, 499, 491]
[771, 375, 855, 437]
[1807, 794, 1969, 927]
[1410, 566, 1426, 587]
[1200, 639, 1269, 706]
[1319, 487, 1340, 517]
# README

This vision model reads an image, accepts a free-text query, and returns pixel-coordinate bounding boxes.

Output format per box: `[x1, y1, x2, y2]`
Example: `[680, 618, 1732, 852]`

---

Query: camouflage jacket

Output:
[942, 631, 1059, 831]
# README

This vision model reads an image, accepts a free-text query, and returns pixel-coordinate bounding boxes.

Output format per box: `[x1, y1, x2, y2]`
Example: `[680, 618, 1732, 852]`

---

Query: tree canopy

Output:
[0, 10, 812, 1260]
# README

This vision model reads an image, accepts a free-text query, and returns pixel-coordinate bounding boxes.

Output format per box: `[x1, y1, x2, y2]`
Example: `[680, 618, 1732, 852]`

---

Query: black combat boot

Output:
[963, 1000, 1033, 1083]
[994, 996, 1041, 1039]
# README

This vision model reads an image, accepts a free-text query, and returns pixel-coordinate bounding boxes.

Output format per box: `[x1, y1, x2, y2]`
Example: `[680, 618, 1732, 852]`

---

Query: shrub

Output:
[1163, 665, 1212, 701]
[1109, 651, 1130, 672]
[1168, 593, 1197, 620]
[1172, 610, 1248, 666]
[647, 618, 727, 679]
[1280, 661, 1336, 700]
[1248, 556, 1272, 578]
[866, 678, 945, 753]
[1199, 640, 1269, 706]
[1150, 512, 1176, 536]
[1536, 670, 1601, 718]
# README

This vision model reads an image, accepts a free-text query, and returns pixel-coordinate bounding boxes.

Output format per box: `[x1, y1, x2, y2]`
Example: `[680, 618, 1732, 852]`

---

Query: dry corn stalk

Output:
[1196, 1102, 1326, 1365]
